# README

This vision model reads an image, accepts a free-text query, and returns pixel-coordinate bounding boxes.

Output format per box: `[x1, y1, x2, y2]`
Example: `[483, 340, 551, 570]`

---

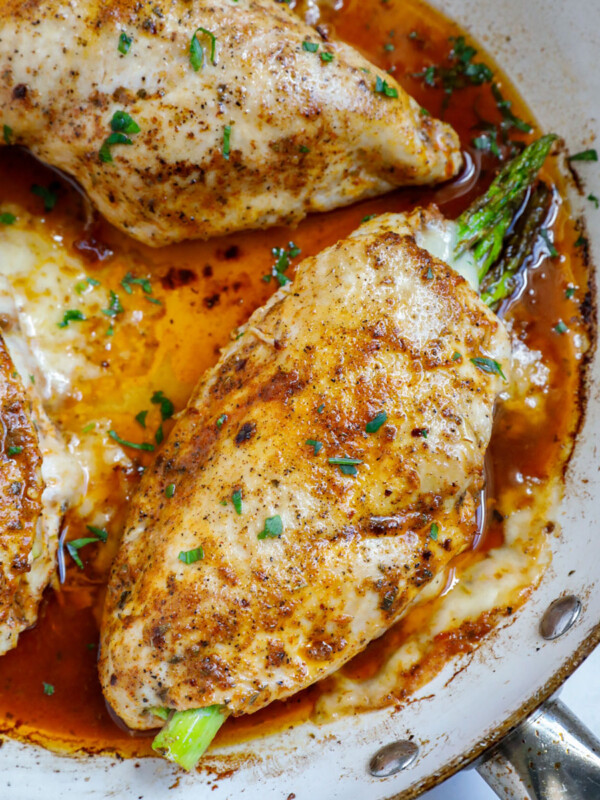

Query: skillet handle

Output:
[475, 698, 600, 799]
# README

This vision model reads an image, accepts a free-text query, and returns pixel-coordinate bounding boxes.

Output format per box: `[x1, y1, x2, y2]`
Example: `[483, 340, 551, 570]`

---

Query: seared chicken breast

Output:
[0, 288, 83, 656]
[0, 0, 461, 246]
[100, 209, 510, 728]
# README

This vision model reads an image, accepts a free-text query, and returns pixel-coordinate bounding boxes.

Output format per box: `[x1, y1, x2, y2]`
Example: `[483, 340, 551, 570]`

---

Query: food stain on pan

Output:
[0, 0, 593, 776]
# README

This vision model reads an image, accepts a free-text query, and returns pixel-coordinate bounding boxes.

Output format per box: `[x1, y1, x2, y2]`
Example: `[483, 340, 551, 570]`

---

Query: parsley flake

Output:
[216, 414, 228, 429]
[540, 229, 558, 258]
[7, 445, 23, 456]
[568, 149, 598, 162]
[0, 212, 16, 225]
[178, 547, 204, 564]
[374, 75, 399, 98]
[320, 51, 334, 63]
[470, 356, 506, 380]
[135, 410, 148, 428]
[58, 309, 86, 328]
[190, 27, 217, 71]
[365, 411, 387, 433]
[223, 124, 232, 160]
[43, 682, 55, 696]
[31, 183, 58, 212]
[66, 536, 103, 569]
[302, 41, 319, 53]
[232, 489, 243, 515]
[430, 522, 439, 541]
[3, 124, 12, 144]
[121, 272, 154, 296]
[102, 290, 124, 317]
[151, 390, 174, 420]
[86, 525, 108, 542]
[118, 32, 132, 54]
[588, 194, 599, 209]
[316, 404, 325, 414]
[565, 286, 577, 299]
[265, 242, 301, 285]
[306, 438, 323, 455]
[554, 320, 568, 334]
[165, 483, 175, 498]
[258, 515, 283, 540]
[108, 429, 155, 452]
[452, 351, 462, 361]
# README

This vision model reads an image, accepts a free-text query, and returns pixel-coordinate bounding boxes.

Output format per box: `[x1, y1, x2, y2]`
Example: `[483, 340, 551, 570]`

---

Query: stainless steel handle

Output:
[475, 698, 600, 799]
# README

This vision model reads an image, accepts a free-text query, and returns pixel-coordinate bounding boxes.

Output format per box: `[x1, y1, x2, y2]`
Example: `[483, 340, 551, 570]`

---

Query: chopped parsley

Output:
[361, 214, 377, 223]
[554, 320, 568, 334]
[472, 133, 501, 158]
[470, 356, 506, 380]
[365, 411, 387, 433]
[540, 229, 558, 258]
[302, 41, 319, 53]
[66, 536, 103, 569]
[118, 32, 132, 54]
[82, 422, 95, 434]
[155, 425, 164, 444]
[58, 309, 86, 328]
[121, 272, 153, 295]
[3, 124, 12, 144]
[339, 464, 358, 476]
[165, 483, 175, 498]
[413, 35, 493, 104]
[264, 242, 301, 285]
[7, 445, 23, 456]
[135, 410, 148, 428]
[178, 547, 204, 564]
[190, 27, 217, 71]
[588, 194, 599, 209]
[298, 145, 310, 153]
[99, 111, 141, 163]
[31, 183, 58, 212]
[223, 124, 232, 160]
[306, 438, 323, 455]
[452, 351, 462, 361]
[102, 290, 124, 317]
[0, 212, 16, 225]
[374, 75, 399, 98]
[320, 51, 334, 62]
[491, 84, 532, 134]
[328, 457, 362, 465]
[108, 429, 155, 451]
[316, 403, 325, 414]
[565, 286, 577, 299]
[430, 522, 439, 541]
[384, 42, 395, 52]
[43, 683, 55, 696]
[216, 414, 227, 429]
[75, 276, 100, 294]
[232, 489, 243, 515]
[258, 515, 283, 540]
[574, 235, 587, 248]
[568, 149, 598, 162]
[151, 390, 175, 420]
[86, 525, 108, 542]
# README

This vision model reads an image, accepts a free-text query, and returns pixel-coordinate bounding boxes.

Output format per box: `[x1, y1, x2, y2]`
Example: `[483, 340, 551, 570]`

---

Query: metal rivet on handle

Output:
[540, 596, 582, 640]
[368, 740, 419, 778]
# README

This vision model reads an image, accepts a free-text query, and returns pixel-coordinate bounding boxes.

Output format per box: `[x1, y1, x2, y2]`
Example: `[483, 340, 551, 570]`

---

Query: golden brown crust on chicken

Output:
[0, 333, 44, 654]
[100, 210, 510, 728]
[0, 0, 461, 246]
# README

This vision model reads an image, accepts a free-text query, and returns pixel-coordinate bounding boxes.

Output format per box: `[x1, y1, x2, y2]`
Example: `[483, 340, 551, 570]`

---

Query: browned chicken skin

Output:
[0, 0, 461, 246]
[100, 210, 509, 729]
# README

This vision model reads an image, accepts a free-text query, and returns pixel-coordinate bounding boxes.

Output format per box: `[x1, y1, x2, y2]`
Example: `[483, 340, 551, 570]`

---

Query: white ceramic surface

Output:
[1, 1, 598, 798]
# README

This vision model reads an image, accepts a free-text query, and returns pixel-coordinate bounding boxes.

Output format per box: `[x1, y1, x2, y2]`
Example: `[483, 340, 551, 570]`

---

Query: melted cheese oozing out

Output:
[0, 208, 554, 720]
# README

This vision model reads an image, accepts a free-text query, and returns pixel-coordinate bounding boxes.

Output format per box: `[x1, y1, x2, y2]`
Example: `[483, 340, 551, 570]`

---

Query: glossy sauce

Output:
[0, 0, 590, 758]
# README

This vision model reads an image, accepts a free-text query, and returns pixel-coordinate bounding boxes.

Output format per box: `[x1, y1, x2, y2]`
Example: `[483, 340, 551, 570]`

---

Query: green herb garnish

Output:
[3, 124, 12, 144]
[568, 149, 598, 162]
[470, 357, 506, 380]
[0, 212, 16, 225]
[306, 438, 323, 455]
[223, 124, 232, 160]
[190, 27, 217, 71]
[365, 411, 387, 433]
[7, 445, 23, 456]
[118, 32, 132, 54]
[58, 309, 86, 328]
[31, 183, 58, 212]
[374, 75, 398, 98]
[151, 390, 174, 420]
[43, 683, 55, 696]
[108, 429, 155, 451]
[216, 414, 227, 429]
[257, 515, 283, 540]
[165, 483, 176, 498]
[135, 410, 148, 428]
[554, 320, 568, 334]
[302, 41, 319, 52]
[430, 522, 439, 541]
[66, 536, 103, 569]
[232, 489, 243, 515]
[178, 547, 204, 564]
[86, 525, 108, 542]
[102, 290, 124, 317]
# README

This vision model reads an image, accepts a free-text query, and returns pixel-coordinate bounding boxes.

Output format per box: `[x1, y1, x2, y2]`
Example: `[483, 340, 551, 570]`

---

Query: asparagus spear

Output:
[455, 134, 557, 284]
[479, 182, 552, 307]
[152, 705, 227, 771]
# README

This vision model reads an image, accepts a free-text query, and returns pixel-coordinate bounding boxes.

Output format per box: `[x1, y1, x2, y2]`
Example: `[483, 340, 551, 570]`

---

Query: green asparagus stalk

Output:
[479, 182, 552, 307]
[455, 134, 557, 283]
[152, 705, 228, 771]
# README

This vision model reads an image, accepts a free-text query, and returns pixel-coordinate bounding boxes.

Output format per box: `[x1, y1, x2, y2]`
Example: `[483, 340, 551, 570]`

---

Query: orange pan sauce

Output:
[0, 0, 590, 759]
